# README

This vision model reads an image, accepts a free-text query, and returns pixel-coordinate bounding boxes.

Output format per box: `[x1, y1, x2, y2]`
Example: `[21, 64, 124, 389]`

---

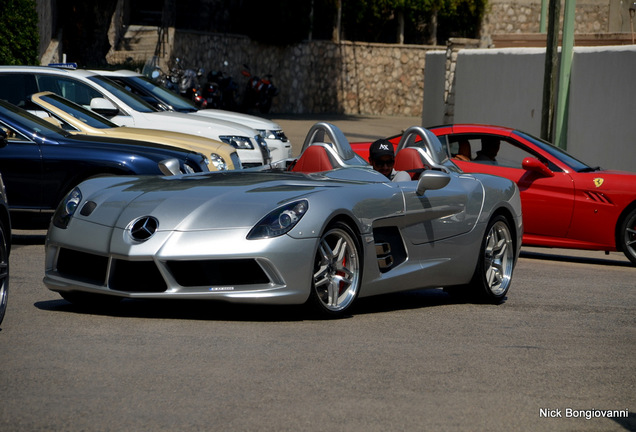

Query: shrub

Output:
[0, 0, 40, 65]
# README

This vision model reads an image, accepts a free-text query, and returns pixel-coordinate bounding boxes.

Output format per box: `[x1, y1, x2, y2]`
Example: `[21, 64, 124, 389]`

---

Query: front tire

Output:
[618, 208, 636, 265]
[471, 215, 515, 303]
[308, 222, 362, 317]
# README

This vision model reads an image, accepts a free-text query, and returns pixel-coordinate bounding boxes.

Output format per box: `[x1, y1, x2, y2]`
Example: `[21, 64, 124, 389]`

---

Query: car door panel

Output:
[0, 128, 43, 209]
[400, 175, 481, 244]
[440, 131, 575, 239]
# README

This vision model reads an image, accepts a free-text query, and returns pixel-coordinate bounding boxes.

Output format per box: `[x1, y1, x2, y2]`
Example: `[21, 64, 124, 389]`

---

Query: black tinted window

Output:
[36, 75, 102, 107]
[0, 74, 39, 107]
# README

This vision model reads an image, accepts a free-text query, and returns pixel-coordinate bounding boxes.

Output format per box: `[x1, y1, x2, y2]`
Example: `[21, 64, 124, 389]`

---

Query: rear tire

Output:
[618, 208, 636, 265]
[470, 215, 515, 303]
[308, 221, 362, 317]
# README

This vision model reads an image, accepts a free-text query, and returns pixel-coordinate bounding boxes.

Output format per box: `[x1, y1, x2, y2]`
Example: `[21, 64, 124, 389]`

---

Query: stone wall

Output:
[481, 0, 613, 41]
[171, 31, 436, 116]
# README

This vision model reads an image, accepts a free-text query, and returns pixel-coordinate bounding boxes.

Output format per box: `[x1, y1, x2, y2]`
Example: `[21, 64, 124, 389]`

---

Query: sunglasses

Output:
[374, 159, 395, 167]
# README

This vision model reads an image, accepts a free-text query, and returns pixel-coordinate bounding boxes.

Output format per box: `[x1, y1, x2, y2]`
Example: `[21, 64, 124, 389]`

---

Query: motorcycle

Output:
[240, 64, 279, 114]
[151, 58, 207, 109]
[202, 68, 238, 110]
[178, 67, 207, 109]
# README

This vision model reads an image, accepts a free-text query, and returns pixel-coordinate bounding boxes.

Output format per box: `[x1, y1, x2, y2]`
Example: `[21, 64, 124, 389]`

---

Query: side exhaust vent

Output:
[375, 242, 394, 270]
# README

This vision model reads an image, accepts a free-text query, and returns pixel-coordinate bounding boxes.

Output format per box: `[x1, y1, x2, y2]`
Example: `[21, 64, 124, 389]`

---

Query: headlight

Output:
[52, 187, 82, 229]
[219, 135, 254, 150]
[258, 129, 277, 140]
[247, 200, 308, 239]
[258, 129, 288, 142]
[209, 153, 228, 171]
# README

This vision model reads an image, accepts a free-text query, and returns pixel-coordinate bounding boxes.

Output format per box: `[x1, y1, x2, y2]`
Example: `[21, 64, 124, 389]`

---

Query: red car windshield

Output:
[513, 131, 597, 172]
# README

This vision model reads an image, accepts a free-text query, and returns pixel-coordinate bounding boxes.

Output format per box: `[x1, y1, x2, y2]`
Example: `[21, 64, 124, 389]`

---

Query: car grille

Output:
[110, 259, 167, 292]
[55, 248, 270, 293]
[242, 162, 264, 168]
[166, 259, 269, 286]
[57, 248, 108, 286]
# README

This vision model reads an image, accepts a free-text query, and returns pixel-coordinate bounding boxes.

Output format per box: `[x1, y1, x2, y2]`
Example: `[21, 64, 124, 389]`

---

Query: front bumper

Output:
[44, 220, 317, 305]
[265, 139, 293, 162]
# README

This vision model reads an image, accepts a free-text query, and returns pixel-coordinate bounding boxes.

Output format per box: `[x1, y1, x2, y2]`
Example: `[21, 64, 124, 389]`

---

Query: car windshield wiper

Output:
[578, 166, 601, 172]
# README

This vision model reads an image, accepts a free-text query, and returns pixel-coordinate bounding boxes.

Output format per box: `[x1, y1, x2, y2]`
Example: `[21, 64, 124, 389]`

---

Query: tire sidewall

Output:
[473, 214, 514, 303]
[308, 221, 363, 317]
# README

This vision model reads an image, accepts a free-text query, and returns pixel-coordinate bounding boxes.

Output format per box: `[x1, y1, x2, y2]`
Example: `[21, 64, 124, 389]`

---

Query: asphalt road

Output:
[0, 116, 634, 431]
[0, 232, 634, 432]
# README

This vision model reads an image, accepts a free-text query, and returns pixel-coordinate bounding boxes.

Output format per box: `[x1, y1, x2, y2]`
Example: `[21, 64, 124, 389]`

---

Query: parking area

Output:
[268, 114, 422, 156]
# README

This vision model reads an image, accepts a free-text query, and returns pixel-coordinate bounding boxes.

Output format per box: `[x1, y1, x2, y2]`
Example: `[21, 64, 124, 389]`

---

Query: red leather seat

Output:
[291, 145, 334, 173]
[394, 147, 427, 180]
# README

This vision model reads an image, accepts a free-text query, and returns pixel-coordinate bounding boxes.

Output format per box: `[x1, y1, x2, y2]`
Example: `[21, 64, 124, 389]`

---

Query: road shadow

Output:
[12, 231, 47, 245]
[520, 250, 633, 268]
[35, 288, 463, 322]
[611, 412, 636, 431]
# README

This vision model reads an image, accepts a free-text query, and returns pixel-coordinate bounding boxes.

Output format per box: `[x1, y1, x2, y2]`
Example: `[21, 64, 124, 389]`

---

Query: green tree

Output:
[437, 0, 487, 42]
[339, 0, 485, 44]
[237, 0, 312, 45]
[0, 0, 40, 65]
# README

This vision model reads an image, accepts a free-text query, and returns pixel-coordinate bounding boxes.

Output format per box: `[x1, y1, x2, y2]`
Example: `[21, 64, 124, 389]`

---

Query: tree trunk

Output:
[429, 9, 438, 45]
[333, 0, 341, 42]
[397, 9, 405, 44]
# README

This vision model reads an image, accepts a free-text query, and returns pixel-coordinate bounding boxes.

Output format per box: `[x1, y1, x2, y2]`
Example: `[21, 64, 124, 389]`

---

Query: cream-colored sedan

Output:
[29, 92, 241, 171]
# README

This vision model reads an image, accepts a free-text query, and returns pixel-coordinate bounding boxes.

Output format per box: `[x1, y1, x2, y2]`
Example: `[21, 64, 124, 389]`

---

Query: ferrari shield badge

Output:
[593, 178, 604, 188]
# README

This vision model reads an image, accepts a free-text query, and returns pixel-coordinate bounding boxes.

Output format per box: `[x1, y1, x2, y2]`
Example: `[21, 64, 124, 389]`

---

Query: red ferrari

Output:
[352, 124, 636, 265]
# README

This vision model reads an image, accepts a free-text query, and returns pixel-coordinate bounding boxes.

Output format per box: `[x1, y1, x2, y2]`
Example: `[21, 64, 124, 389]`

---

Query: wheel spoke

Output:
[313, 263, 330, 288]
[626, 226, 636, 247]
[319, 240, 335, 262]
[327, 280, 339, 306]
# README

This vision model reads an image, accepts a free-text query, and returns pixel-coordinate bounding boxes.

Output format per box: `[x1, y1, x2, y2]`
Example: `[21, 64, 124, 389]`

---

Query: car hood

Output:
[98, 127, 232, 154]
[138, 111, 260, 138]
[191, 109, 281, 130]
[72, 172, 356, 232]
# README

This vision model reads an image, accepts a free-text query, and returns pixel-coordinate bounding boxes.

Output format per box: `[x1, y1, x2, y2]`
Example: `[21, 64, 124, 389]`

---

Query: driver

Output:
[369, 139, 411, 181]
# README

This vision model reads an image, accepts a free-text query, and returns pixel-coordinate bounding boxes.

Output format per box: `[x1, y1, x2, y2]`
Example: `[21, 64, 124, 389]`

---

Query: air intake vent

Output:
[583, 191, 613, 205]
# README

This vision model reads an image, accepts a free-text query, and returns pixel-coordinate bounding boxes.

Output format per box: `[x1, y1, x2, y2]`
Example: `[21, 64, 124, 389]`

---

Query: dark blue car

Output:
[0, 99, 208, 228]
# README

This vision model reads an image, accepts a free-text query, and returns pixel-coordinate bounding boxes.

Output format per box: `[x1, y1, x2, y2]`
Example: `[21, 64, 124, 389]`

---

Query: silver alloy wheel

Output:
[313, 225, 361, 313]
[483, 219, 514, 297]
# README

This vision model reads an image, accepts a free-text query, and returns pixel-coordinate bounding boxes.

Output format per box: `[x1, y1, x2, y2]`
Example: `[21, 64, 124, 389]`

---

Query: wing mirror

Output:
[416, 170, 451, 195]
[89, 98, 119, 117]
[159, 158, 181, 176]
[522, 157, 554, 177]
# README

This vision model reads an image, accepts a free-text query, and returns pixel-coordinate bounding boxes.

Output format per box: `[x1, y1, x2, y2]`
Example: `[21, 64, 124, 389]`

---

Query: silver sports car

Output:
[44, 123, 523, 316]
